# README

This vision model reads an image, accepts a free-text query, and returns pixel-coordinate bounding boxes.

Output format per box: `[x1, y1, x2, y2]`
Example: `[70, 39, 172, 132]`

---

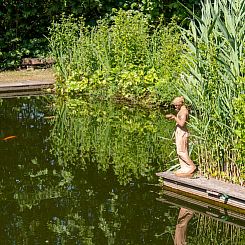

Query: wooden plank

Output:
[156, 171, 245, 210]
[0, 80, 54, 92]
[0, 90, 52, 98]
[157, 189, 245, 229]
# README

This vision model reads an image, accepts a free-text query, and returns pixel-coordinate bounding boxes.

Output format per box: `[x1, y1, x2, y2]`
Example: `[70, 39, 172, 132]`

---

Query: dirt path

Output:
[0, 68, 55, 83]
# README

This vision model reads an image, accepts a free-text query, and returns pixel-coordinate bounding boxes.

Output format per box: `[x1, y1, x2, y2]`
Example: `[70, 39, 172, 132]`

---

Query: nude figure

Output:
[166, 96, 196, 177]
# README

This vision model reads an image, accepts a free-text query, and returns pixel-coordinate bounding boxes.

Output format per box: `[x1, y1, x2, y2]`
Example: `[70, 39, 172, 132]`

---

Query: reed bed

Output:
[180, 0, 245, 184]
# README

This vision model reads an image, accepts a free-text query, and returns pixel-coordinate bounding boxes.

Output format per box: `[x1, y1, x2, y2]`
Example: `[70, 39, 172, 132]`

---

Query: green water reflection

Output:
[0, 96, 244, 244]
[51, 97, 175, 185]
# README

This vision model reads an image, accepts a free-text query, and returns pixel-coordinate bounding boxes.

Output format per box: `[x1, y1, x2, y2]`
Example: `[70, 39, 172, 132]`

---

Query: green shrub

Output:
[49, 10, 185, 104]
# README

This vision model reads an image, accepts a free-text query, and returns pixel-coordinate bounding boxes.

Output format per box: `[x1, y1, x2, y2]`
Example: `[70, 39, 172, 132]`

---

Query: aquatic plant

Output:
[180, 0, 245, 183]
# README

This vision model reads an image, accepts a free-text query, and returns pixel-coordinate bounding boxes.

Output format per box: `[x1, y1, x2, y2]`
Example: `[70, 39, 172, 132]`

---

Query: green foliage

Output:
[50, 97, 174, 185]
[49, 10, 185, 104]
[233, 77, 245, 180]
[180, 0, 245, 183]
[0, 1, 53, 69]
[234, 94, 245, 151]
[0, 0, 199, 70]
[111, 10, 149, 66]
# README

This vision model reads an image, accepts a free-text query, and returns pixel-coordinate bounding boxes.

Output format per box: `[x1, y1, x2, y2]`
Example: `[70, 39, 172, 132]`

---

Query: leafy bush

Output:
[0, 0, 200, 70]
[49, 10, 185, 104]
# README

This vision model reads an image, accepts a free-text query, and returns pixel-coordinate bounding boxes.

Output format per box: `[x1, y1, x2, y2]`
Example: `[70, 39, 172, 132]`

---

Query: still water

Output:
[0, 96, 244, 244]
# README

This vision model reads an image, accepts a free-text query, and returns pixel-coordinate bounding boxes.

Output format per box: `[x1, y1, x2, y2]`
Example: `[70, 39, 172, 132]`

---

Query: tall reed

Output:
[180, 0, 245, 183]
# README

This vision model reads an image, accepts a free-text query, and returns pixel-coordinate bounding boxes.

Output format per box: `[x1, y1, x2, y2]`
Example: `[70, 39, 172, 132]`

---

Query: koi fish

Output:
[1, 136, 17, 141]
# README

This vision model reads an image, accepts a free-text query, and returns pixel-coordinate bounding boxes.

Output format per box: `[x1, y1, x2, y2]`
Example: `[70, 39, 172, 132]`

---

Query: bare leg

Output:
[175, 129, 196, 176]
[175, 152, 196, 177]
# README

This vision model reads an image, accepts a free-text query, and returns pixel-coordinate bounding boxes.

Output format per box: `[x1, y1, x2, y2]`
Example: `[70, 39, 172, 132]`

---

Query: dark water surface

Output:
[0, 96, 244, 245]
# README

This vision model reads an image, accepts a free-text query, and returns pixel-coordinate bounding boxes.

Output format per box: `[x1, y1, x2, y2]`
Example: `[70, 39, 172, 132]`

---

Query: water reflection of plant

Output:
[98, 192, 121, 244]
[188, 214, 245, 245]
[51, 97, 174, 185]
[48, 213, 94, 244]
[1, 96, 177, 244]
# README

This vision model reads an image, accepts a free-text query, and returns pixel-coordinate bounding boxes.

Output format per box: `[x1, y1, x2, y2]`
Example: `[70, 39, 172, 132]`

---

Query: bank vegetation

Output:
[49, 0, 244, 184]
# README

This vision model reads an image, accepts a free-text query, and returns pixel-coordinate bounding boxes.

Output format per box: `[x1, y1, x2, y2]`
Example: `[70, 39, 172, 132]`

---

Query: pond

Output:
[0, 96, 244, 244]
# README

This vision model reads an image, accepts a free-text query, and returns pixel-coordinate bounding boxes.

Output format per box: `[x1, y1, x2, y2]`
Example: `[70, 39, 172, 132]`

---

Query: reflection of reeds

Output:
[189, 214, 245, 245]
[51, 98, 174, 184]
[180, 0, 244, 183]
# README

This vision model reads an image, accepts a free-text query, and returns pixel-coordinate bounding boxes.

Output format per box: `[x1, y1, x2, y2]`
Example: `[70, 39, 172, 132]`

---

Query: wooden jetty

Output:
[0, 90, 51, 99]
[0, 68, 55, 97]
[157, 189, 245, 229]
[0, 80, 54, 93]
[156, 171, 245, 212]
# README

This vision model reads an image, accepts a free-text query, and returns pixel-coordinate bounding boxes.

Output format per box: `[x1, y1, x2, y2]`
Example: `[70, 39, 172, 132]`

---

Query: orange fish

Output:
[1, 136, 17, 141]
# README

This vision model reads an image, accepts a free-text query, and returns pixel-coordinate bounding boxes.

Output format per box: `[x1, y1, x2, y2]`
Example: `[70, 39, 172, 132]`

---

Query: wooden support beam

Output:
[0, 90, 52, 98]
[0, 80, 54, 92]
